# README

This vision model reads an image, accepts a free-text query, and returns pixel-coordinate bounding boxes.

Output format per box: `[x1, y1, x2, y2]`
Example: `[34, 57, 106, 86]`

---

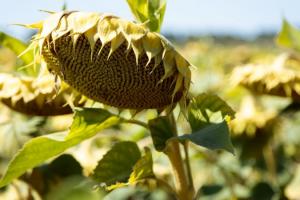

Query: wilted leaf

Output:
[0, 107, 120, 188]
[178, 121, 234, 154]
[277, 19, 300, 51]
[148, 116, 175, 152]
[92, 141, 141, 186]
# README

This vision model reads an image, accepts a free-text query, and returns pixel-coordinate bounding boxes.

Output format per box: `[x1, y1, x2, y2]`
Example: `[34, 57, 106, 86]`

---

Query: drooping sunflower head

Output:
[28, 11, 191, 111]
[231, 53, 300, 101]
[0, 73, 85, 116]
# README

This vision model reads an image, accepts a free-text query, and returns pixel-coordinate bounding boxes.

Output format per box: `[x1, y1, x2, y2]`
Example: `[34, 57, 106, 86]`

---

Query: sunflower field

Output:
[0, 1, 300, 200]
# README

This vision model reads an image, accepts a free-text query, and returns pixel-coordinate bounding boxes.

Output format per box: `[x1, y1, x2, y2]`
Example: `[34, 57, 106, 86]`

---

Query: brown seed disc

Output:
[42, 34, 182, 109]
[1, 98, 74, 116]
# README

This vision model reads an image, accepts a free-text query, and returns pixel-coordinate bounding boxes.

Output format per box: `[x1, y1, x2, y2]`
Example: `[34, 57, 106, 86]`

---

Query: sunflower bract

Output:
[30, 11, 191, 110]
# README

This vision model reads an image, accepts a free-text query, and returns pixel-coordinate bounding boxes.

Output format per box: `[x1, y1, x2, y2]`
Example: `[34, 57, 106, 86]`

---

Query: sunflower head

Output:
[28, 11, 191, 112]
[0, 73, 84, 116]
[231, 53, 300, 101]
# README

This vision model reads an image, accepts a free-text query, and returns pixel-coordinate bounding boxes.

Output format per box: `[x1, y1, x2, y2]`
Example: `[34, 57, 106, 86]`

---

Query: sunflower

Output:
[0, 73, 85, 116]
[26, 11, 191, 112]
[231, 53, 300, 102]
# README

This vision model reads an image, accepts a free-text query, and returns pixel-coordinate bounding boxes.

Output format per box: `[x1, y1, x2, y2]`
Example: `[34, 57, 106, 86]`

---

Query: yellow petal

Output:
[108, 33, 125, 59]
[67, 12, 100, 34]
[51, 15, 68, 41]
[0, 76, 20, 98]
[97, 17, 119, 46]
[131, 40, 143, 66]
[160, 50, 176, 81]
[175, 53, 190, 78]
[142, 32, 162, 65]
[14, 20, 44, 29]
[172, 74, 184, 101]
[84, 26, 98, 58]
[41, 12, 66, 38]
[120, 20, 146, 42]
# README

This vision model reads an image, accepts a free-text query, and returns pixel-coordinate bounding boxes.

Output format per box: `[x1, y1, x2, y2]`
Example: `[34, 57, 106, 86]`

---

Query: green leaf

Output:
[277, 19, 300, 51]
[46, 154, 83, 178]
[128, 147, 155, 183]
[188, 93, 235, 132]
[126, 0, 166, 32]
[46, 176, 104, 200]
[24, 154, 83, 195]
[185, 94, 235, 153]
[92, 141, 141, 186]
[104, 186, 168, 200]
[0, 32, 34, 66]
[148, 116, 175, 152]
[178, 121, 234, 154]
[0, 107, 120, 188]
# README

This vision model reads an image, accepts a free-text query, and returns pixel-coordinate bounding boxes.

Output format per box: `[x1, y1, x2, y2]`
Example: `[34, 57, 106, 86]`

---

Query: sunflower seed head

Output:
[29, 11, 191, 111]
[0, 73, 84, 116]
[231, 53, 300, 101]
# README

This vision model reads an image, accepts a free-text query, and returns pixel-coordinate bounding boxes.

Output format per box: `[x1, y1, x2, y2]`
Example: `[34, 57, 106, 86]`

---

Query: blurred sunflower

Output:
[231, 53, 300, 102]
[0, 72, 85, 116]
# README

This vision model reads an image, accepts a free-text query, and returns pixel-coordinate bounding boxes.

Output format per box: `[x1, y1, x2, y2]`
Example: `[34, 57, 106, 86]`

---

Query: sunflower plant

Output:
[0, 1, 235, 199]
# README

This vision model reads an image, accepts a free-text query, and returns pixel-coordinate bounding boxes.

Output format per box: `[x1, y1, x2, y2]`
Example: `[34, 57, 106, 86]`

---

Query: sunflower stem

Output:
[164, 112, 194, 200]
[122, 119, 149, 129]
[183, 140, 195, 193]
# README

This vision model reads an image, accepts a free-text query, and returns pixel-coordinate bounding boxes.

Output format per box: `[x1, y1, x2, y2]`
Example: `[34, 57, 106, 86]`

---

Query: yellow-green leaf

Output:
[0, 32, 34, 66]
[0, 107, 120, 188]
[126, 0, 166, 32]
[128, 147, 155, 183]
[277, 19, 300, 51]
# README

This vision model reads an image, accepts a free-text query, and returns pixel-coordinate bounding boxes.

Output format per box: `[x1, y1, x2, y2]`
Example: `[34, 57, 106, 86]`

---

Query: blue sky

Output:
[1, 0, 300, 40]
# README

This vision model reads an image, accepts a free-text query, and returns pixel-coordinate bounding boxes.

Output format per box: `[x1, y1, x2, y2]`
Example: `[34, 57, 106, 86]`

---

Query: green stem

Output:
[165, 139, 193, 200]
[123, 113, 195, 199]
[122, 119, 148, 129]
[263, 143, 277, 185]
[164, 112, 194, 200]
[183, 141, 195, 193]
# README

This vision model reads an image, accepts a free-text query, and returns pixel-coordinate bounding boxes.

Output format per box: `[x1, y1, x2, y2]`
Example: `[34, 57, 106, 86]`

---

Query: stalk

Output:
[164, 112, 195, 200]
[183, 141, 195, 193]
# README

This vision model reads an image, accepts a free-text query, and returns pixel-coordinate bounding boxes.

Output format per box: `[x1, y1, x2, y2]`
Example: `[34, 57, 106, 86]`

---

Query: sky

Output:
[1, 0, 300, 40]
